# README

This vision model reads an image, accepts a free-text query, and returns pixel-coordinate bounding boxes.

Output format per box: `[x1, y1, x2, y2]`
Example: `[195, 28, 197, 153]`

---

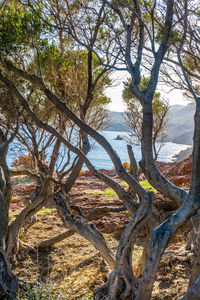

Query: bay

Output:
[7, 130, 190, 171]
[84, 131, 190, 170]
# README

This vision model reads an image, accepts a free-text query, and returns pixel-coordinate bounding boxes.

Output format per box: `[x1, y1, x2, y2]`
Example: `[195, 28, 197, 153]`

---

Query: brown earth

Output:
[156, 155, 192, 187]
[10, 155, 193, 299]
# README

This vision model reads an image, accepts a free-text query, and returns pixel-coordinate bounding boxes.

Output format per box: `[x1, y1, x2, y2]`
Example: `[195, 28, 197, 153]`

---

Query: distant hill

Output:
[105, 102, 195, 145]
[164, 103, 195, 145]
[104, 111, 128, 131]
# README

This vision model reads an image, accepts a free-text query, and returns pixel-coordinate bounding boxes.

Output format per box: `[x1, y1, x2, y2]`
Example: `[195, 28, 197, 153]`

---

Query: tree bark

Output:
[0, 131, 12, 209]
[64, 132, 90, 194]
[94, 192, 153, 300]
[127, 145, 138, 181]
[140, 101, 187, 205]
[136, 200, 197, 300]
[187, 217, 200, 287]
[7, 178, 53, 258]
[137, 103, 200, 299]
[38, 229, 75, 248]
[0, 155, 17, 298]
[53, 191, 116, 270]
[181, 272, 200, 300]
[0, 248, 17, 299]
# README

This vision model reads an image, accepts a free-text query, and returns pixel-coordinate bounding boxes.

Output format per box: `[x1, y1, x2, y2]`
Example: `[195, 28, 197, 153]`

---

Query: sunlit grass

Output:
[11, 195, 21, 201]
[139, 180, 158, 193]
[36, 208, 56, 215]
[120, 181, 128, 187]
[9, 208, 56, 221]
[87, 190, 104, 195]
[18, 282, 71, 299]
[87, 188, 117, 198]
[105, 188, 117, 198]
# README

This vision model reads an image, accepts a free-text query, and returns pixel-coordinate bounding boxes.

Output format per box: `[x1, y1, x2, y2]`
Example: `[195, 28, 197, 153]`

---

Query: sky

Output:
[105, 71, 189, 112]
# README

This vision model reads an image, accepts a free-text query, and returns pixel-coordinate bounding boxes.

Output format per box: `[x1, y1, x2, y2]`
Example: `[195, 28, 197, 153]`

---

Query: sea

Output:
[7, 130, 190, 171]
[78, 131, 189, 170]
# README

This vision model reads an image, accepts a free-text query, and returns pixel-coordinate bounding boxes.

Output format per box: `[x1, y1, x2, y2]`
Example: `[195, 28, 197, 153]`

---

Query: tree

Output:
[1, 0, 200, 299]
[0, 86, 18, 298]
[0, 0, 114, 263]
[123, 77, 169, 160]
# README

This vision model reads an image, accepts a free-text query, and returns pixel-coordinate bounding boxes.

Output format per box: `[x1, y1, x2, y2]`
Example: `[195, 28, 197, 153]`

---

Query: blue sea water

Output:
[82, 131, 189, 170]
[7, 130, 190, 171]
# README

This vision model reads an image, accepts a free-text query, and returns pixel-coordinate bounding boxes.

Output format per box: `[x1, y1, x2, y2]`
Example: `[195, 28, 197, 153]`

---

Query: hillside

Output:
[105, 102, 195, 145]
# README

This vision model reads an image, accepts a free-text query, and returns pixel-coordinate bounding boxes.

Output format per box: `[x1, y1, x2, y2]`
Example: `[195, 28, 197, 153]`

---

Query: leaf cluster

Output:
[0, 1, 50, 58]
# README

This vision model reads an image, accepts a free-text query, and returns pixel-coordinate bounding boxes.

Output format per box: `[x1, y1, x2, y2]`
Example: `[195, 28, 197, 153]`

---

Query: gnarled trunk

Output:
[137, 103, 200, 300]
[7, 178, 52, 258]
[0, 163, 17, 298]
[54, 191, 116, 269]
[64, 132, 90, 194]
[0, 248, 17, 299]
[140, 102, 187, 205]
[95, 192, 153, 299]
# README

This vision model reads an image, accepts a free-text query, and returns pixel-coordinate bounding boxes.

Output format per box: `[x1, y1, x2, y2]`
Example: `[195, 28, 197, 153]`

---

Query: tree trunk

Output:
[0, 168, 8, 249]
[187, 217, 200, 287]
[137, 103, 200, 299]
[181, 272, 200, 300]
[53, 191, 116, 269]
[64, 132, 90, 194]
[0, 132, 12, 208]
[127, 145, 138, 181]
[140, 101, 187, 205]
[136, 200, 197, 300]
[186, 104, 200, 289]
[0, 248, 17, 299]
[7, 178, 52, 258]
[152, 140, 158, 161]
[0, 161, 17, 298]
[94, 192, 153, 300]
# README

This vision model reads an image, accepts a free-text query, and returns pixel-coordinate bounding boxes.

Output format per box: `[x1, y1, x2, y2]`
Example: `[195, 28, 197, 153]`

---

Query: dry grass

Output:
[10, 175, 191, 299]
[14, 211, 147, 299]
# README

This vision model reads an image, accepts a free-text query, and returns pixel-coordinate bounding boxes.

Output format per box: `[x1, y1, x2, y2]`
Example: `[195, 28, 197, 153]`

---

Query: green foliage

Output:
[152, 99, 167, 114]
[87, 188, 117, 198]
[155, 27, 182, 50]
[123, 76, 160, 101]
[123, 76, 164, 116]
[120, 181, 128, 187]
[12, 176, 35, 185]
[125, 210, 132, 216]
[0, 1, 49, 57]
[36, 208, 56, 215]
[182, 54, 198, 73]
[9, 208, 55, 221]
[32, 45, 111, 110]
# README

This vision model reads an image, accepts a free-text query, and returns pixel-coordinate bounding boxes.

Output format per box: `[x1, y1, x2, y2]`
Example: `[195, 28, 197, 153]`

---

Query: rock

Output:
[156, 154, 192, 187]
[114, 134, 123, 140]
